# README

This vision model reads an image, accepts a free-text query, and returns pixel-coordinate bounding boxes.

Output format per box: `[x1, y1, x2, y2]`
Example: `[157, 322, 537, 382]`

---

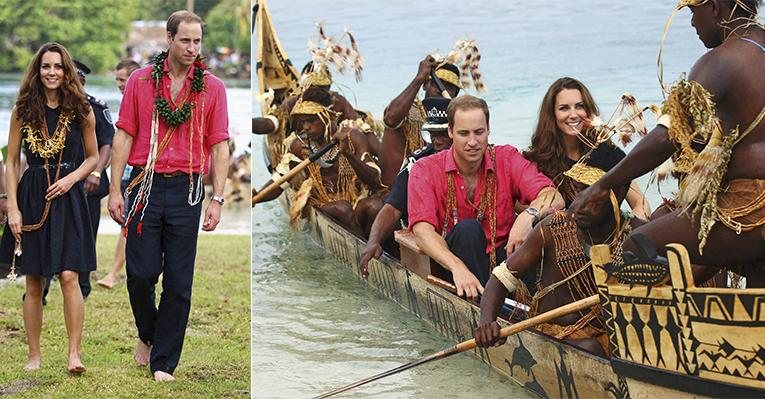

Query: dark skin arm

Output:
[252, 117, 276, 135]
[253, 98, 295, 135]
[382, 55, 436, 128]
[85, 144, 111, 193]
[359, 203, 401, 277]
[336, 127, 382, 191]
[474, 221, 548, 348]
[253, 139, 304, 204]
[333, 93, 359, 122]
[570, 127, 675, 220]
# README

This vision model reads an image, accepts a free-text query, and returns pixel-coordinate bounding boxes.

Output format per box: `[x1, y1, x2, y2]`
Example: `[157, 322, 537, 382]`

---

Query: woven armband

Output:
[656, 114, 671, 130]
[492, 263, 522, 294]
[271, 171, 291, 190]
[264, 114, 280, 134]
[382, 116, 405, 130]
[360, 152, 381, 174]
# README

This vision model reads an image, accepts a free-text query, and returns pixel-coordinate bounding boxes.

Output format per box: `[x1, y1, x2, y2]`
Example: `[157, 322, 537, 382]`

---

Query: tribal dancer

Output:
[254, 23, 377, 170]
[253, 86, 382, 237]
[253, 62, 361, 166]
[107, 10, 230, 381]
[570, 0, 765, 287]
[380, 58, 461, 187]
[474, 144, 637, 356]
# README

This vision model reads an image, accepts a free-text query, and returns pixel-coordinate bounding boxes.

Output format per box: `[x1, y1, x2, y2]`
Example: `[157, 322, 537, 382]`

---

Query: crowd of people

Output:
[254, 0, 765, 357]
[2, 10, 232, 381]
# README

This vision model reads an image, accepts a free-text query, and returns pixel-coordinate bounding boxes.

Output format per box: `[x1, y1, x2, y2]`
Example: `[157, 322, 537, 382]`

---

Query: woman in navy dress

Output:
[1, 42, 99, 373]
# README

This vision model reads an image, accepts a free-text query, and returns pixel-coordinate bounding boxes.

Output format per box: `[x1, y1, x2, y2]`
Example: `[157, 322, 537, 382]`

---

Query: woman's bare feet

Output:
[23, 356, 41, 371]
[134, 340, 151, 367]
[153, 371, 175, 382]
[96, 275, 117, 289]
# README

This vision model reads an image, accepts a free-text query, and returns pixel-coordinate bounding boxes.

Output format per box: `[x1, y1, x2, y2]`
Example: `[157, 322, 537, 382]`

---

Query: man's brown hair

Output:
[115, 59, 140, 75]
[166, 10, 204, 37]
[446, 95, 490, 129]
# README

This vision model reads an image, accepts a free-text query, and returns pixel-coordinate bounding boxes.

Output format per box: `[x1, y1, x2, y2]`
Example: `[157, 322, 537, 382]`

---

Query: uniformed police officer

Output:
[42, 60, 115, 301]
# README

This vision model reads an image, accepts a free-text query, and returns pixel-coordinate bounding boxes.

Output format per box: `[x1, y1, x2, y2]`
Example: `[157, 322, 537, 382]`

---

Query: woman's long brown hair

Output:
[523, 77, 599, 196]
[15, 42, 90, 130]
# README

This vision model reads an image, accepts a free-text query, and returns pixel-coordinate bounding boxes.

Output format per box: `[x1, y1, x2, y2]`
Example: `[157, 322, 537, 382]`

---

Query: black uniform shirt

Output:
[384, 144, 437, 227]
[86, 93, 115, 198]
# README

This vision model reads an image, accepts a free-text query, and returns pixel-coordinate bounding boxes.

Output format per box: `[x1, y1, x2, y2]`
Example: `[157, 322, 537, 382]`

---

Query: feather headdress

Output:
[305, 21, 364, 87]
[433, 39, 486, 92]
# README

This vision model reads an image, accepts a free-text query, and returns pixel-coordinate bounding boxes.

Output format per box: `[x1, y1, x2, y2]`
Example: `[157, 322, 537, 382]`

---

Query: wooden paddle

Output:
[313, 294, 599, 398]
[430, 69, 452, 99]
[252, 138, 338, 206]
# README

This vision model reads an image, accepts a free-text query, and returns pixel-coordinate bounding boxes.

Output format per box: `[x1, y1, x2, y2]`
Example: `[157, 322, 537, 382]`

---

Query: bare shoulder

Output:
[688, 38, 763, 95]
[687, 47, 730, 92]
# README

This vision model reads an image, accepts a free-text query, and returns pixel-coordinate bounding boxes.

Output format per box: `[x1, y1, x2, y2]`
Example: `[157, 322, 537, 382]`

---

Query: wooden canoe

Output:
[256, 1, 765, 396]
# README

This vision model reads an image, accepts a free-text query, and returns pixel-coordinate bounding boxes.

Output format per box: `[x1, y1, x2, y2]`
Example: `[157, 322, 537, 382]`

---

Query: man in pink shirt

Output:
[408, 95, 563, 300]
[107, 10, 230, 382]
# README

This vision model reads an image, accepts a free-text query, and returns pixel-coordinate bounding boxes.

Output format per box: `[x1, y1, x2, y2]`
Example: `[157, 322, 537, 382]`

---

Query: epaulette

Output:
[87, 94, 108, 109]
[402, 144, 437, 173]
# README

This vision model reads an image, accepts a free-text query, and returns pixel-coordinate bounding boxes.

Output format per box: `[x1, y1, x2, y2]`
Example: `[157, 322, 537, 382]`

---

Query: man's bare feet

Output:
[134, 340, 150, 367]
[23, 356, 41, 371]
[67, 357, 86, 375]
[97, 275, 117, 289]
[153, 371, 175, 382]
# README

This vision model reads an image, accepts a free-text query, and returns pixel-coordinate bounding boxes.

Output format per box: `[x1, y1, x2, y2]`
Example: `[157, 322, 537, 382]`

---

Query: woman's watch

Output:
[211, 195, 225, 205]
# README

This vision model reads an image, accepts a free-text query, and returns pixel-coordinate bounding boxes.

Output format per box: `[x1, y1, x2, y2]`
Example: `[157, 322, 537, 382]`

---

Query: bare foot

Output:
[68, 356, 86, 375]
[23, 357, 41, 371]
[134, 340, 150, 367]
[153, 371, 175, 382]
[97, 275, 116, 289]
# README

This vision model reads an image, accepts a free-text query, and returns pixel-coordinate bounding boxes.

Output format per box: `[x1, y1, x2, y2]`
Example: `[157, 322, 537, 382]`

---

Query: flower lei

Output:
[150, 51, 206, 126]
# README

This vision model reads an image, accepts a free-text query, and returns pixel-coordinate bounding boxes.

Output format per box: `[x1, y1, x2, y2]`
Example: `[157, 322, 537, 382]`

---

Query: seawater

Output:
[253, 1, 706, 397]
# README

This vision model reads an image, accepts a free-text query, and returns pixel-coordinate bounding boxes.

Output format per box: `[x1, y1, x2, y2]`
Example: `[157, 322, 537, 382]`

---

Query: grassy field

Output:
[0, 233, 250, 398]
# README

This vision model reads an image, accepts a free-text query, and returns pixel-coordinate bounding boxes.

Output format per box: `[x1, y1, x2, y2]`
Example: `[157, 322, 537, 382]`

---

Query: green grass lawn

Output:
[0, 234, 250, 398]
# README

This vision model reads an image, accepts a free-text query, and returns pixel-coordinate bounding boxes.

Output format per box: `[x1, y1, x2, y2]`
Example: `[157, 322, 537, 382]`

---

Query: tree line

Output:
[0, 0, 250, 73]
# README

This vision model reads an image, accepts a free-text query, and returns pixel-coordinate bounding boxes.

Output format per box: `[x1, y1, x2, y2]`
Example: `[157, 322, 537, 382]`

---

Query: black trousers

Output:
[443, 219, 508, 286]
[125, 172, 203, 375]
[80, 194, 102, 297]
[444, 219, 536, 293]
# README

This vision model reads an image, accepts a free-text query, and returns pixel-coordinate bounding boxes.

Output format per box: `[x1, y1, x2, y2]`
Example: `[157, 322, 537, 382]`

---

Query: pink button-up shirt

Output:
[408, 145, 553, 253]
[116, 59, 229, 174]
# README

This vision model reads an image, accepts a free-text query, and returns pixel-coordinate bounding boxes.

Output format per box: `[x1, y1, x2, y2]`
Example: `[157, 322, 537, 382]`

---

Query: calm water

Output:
[253, 1, 707, 397]
[0, 73, 252, 234]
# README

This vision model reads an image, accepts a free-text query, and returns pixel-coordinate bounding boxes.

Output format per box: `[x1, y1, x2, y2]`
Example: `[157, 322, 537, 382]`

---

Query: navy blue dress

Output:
[0, 106, 97, 277]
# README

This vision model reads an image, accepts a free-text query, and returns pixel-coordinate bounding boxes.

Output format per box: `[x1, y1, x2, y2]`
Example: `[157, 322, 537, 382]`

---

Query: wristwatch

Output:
[524, 206, 540, 223]
[211, 195, 225, 205]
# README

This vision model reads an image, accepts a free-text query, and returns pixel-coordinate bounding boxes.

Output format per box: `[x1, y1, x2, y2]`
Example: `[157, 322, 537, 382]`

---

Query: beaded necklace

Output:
[443, 145, 498, 267]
